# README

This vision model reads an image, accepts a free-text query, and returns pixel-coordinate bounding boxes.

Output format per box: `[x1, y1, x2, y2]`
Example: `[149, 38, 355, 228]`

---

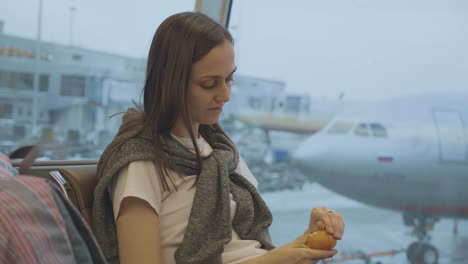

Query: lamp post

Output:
[31, 0, 43, 138]
[69, 6, 76, 46]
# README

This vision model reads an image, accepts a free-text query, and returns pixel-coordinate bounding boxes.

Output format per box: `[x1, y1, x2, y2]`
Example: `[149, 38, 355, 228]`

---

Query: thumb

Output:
[312, 220, 325, 232]
[289, 234, 308, 247]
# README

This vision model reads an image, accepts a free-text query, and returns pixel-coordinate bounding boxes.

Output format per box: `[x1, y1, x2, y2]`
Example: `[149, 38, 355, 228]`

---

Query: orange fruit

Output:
[304, 230, 337, 250]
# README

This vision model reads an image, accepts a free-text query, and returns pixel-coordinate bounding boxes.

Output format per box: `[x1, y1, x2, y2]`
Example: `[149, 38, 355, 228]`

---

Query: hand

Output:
[259, 234, 337, 264]
[307, 207, 345, 240]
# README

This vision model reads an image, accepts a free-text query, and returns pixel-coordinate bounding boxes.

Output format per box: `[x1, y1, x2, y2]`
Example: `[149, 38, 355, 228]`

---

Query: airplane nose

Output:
[291, 136, 324, 172]
[291, 144, 308, 165]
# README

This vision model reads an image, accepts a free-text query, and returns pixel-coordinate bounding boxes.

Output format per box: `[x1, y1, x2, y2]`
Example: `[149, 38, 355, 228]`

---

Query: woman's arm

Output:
[239, 234, 336, 264]
[240, 206, 345, 264]
[116, 196, 161, 264]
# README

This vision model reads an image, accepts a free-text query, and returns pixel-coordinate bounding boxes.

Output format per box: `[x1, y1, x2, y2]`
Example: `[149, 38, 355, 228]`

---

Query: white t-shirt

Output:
[111, 135, 268, 264]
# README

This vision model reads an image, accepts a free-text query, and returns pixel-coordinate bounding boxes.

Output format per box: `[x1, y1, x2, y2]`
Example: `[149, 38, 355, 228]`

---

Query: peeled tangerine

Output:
[304, 230, 337, 250]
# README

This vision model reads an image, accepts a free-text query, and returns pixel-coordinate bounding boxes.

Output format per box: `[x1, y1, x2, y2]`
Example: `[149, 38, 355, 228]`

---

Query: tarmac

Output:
[263, 183, 468, 264]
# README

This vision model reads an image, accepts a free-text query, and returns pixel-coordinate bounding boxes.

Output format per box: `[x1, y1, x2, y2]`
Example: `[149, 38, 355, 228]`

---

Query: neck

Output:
[171, 116, 199, 139]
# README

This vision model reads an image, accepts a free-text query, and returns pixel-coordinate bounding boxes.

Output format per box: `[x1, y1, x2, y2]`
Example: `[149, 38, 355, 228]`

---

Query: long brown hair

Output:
[139, 12, 233, 190]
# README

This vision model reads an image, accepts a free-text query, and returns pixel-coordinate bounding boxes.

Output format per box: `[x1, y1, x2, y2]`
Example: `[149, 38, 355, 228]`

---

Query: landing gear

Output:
[406, 242, 438, 264]
[403, 213, 439, 264]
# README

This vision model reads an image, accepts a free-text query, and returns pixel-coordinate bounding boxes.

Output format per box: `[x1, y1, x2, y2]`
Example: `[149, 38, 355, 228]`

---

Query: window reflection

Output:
[0, 1, 195, 158]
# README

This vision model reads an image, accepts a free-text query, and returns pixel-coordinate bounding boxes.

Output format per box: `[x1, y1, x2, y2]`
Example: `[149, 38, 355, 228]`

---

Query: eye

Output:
[226, 77, 234, 87]
[200, 80, 216, 89]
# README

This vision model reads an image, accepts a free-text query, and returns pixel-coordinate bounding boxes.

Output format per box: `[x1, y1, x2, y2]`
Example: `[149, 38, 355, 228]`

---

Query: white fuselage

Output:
[293, 95, 468, 218]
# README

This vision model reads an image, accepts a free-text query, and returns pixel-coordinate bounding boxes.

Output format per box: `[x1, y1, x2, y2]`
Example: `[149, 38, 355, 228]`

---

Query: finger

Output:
[310, 207, 328, 223]
[293, 233, 309, 245]
[301, 260, 319, 264]
[301, 248, 337, 260]
[320, 213, 334, 234]
[310, 208, 333, 233]
[316, 220, 325, 231]
[328, 211, 345, 238]
[301, 260, 318, 264]
[298, 249, 337, 262]
[336, 213, 345, 238]
[328, 213, 341, 239]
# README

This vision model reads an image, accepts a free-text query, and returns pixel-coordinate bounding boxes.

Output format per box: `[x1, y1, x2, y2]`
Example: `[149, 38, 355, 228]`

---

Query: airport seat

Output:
[2, 153, 106, 263]
[50, 165, 98, 228]
[8, 146, 99, 228]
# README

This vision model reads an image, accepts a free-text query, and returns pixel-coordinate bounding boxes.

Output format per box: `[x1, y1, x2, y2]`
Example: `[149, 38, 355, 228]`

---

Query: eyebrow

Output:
[199, 66, 237, 79]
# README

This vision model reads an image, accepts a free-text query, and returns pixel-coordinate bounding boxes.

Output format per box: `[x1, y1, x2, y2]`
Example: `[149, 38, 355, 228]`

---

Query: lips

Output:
[208, 107, 223, 110]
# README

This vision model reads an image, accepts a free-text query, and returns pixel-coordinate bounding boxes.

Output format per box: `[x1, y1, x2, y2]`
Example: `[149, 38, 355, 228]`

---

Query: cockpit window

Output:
[354, 123, 369, 136]
[327, 121, 354, 134]
[369, 123, 388, 137]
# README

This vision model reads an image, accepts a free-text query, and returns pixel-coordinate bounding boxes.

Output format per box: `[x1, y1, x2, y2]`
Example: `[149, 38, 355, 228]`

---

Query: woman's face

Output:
[187, 39, 236, 126]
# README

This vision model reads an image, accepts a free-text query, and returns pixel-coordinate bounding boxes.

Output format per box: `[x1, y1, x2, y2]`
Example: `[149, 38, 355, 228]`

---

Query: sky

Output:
[1, 0, 467, 101]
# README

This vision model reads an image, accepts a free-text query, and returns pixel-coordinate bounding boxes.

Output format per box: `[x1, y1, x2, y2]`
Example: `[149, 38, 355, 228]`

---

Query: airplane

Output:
[291, 92, 468, 264]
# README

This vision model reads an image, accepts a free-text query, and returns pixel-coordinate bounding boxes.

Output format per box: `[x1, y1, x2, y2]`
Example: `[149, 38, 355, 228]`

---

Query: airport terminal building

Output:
[0, 28, 146, 155]
[0, 26, 310, 158]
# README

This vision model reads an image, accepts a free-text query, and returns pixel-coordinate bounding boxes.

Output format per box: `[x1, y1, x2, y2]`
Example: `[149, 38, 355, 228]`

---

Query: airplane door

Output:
[432, 109, 467, 163]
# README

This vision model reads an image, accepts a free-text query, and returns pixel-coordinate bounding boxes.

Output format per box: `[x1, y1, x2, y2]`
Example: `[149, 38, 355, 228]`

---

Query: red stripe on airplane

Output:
[377, 157, 393, 163]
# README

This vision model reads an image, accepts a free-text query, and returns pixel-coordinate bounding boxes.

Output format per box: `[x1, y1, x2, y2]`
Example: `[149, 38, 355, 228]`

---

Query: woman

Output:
[93, 12, 345, 264]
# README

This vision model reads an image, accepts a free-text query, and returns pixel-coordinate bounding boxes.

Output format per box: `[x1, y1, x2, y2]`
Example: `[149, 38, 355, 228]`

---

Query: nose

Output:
[215, 83, 231, 103]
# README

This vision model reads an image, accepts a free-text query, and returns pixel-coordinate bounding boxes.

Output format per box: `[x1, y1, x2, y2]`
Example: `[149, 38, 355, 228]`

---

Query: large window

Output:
[39, 74, 49, 91]
[227, 1, 468, 263]
[60, 75, 85, 97]
[0, 71, 34, 89]
[0, 102, 12, 118]
[0, 0, 195, 159]
[1, 1, 467, 263]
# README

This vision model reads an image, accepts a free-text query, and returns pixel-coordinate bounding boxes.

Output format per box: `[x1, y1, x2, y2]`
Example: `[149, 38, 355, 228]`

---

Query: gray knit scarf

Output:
[93, 110, 274, 264]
